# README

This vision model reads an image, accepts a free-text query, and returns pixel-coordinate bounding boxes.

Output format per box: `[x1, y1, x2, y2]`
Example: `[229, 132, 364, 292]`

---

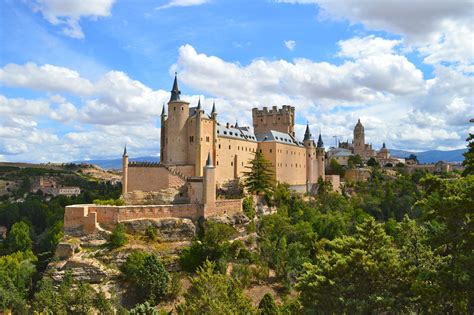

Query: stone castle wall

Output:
[127, 165, 185, 192]
[64, 199, 242, 235]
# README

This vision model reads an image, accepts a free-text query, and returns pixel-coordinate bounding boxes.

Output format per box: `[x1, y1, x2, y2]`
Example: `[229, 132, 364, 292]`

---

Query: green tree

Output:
[122, 252, 170, 304]
[297, 217, 410, 313]
[109, 223, 128, 248]
[178, 260, 254, 314]
[243, 151, 275, 195]
[258, 293, 279, 315]
[462, 133, 474, 176]
[415, 174, 474, 312]
[5, 221, 32, 254]
[180, 222, 237, 272]
[367, 157, 379, 167]
[328, 158, 345, 176]
[348, 154, 363, 169]
[0, 251, 36, 313]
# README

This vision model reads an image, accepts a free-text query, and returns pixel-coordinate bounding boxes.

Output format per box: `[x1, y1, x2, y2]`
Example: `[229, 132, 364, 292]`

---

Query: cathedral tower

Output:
[353, 119, 365, 156]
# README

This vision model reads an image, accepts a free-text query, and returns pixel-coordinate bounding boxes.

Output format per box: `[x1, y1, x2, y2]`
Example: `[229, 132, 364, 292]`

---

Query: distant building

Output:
[326, 148, 353, 166]
[31, 177, 80, 196]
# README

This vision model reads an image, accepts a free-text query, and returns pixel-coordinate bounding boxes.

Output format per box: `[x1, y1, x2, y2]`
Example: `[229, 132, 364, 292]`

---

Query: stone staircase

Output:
[160, 164, 189, 181]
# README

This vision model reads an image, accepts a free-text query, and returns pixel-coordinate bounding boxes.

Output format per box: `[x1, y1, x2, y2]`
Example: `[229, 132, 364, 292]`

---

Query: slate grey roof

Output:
[217, 124, 258, 142]
[255, 130, 304, 147]
[328, 148, 352, 157]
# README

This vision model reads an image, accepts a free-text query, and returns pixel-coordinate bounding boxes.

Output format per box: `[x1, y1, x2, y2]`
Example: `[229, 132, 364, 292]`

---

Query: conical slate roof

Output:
[170, 73, 181, 102]
[303, 122, 312, 141]
[317, 133, 324, 148]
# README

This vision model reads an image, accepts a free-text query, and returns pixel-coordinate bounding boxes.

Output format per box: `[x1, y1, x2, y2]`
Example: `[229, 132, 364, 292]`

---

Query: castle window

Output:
[219, 144, 221, 149]
[217, 161, 219, 165]
[231, 161, 233, 166]
[206, 136, 210, 142]
[242, 162, 244, 166]
[230, 132, 233, 135]
[270, 149, 272, 153]
[224, 131, 227, 135]
[173, 107, 176, 111]
[238, 146, 240, 150]
[217, 130, 220, 134]
[189, 136, 194, 143]
[229, 145, 231, 149]
[261, 119, 263, 122]
[259, 149, 262, 153]
[181, 107, 183, 111]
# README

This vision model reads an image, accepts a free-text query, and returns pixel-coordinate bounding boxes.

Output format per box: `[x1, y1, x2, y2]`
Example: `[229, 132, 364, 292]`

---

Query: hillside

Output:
[390, 148, 466, 163]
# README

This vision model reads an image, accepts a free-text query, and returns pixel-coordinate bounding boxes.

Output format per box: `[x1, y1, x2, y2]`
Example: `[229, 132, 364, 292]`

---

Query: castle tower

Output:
[122, 145, 128, 195]
[202, 152, 216, 206]
[165, 73, 189, 165]
[160, 104, 167, 163]
[353, 119, 365, 156]
[316, 133, 325, 180]
[194, 99, 204, 176]
[211, 101, 218, 165]
[303, 123, 315, 192]
[252, 105, 295, 136]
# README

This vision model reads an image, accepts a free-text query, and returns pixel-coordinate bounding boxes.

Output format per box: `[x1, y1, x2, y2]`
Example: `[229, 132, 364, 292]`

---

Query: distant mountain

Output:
[390, 149, 466, 164]
[73, 156, 160, 170]
[73, 148, 466, 170]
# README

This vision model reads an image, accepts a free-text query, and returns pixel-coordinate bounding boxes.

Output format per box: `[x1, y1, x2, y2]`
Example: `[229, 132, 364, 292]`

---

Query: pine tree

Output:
[462, 133, 474, 176]
[243, 151, 275, 195]
[258, 293, 279, 315]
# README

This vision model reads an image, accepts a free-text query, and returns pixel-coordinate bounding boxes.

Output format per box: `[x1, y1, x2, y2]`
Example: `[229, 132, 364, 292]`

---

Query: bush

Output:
[258, 293, 279, 315]
[145, 226, 158, 241]
[109, 224, 128, 248]
[121, 251, 170, 304]
[231, 263, 253, 288]
[242, 196, 255, 219]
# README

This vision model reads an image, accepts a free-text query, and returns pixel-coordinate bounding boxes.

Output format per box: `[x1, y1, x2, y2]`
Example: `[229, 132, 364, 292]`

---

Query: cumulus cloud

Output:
[0, 63, 94, 95]
[284, 40, 296, 51]
[157, 0, 210, 10]
[28, 0, 115, 39]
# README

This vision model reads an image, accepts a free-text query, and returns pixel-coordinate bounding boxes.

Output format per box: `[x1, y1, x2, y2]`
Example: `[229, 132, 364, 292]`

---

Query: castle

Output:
[122, 74, 326, 198]
[64, 75, 327, 235]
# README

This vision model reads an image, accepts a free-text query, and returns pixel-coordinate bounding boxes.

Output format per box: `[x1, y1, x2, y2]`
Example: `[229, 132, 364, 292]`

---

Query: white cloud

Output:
[284, 40, 296, 51]
[29, 0, 116, 39]
[157, 0, 210, 10]
[0, 63, 94, 95]
[337, 35, 401, 59]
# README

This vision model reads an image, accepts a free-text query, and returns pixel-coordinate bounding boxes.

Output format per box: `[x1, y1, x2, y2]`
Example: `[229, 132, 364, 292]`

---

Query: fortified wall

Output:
[64, 199, 242, 235]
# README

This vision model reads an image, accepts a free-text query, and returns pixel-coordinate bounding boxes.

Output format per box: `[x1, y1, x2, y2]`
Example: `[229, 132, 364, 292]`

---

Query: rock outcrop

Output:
[121, 218, 196, 241]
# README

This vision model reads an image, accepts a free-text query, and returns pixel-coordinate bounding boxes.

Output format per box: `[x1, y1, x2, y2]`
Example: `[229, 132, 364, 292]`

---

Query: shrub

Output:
[121, 251, 170, 304]
[258, 293, 279, 315]
[145, 225, 158, 241]
[231, 263, 253, 288]
[109, 224, 128, 248]
[242, 196, 255, 219]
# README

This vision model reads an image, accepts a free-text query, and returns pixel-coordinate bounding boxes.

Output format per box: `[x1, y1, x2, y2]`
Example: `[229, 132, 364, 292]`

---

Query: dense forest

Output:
[0, 134, 473, 314]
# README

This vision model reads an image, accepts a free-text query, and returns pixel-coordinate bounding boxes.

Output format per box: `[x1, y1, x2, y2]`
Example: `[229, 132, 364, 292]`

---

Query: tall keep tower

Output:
[164, 74, 189, 165]
[252, 105, 295, 136]
[353, 119, 365, 156]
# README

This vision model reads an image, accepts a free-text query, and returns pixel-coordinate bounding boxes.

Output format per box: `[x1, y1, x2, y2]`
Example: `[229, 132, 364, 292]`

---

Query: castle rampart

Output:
[64, 199, 242, 235]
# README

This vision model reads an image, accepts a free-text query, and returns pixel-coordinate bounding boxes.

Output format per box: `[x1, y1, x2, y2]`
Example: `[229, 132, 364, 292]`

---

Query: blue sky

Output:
[0, 0, 473, 162]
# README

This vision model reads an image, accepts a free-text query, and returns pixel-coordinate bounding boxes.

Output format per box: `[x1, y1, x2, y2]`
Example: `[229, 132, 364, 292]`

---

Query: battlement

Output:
[128, 161, 160, 167]
[252, 105, 295, 135]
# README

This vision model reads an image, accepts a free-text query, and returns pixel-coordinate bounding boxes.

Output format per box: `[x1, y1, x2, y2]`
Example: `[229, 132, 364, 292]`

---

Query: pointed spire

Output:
[235, 120, 239, 128]
[317, 133, 324, 148]
[161, 103, 166, 116]
[123, 145, 127, 156]
[211, 100, 216, 116]
[169, 72, 181, 102]
[197, 98, 201, 110]
[303, 122, 312, 141]
[206, 151, 213, 167]
[382, 142, 386, 149]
